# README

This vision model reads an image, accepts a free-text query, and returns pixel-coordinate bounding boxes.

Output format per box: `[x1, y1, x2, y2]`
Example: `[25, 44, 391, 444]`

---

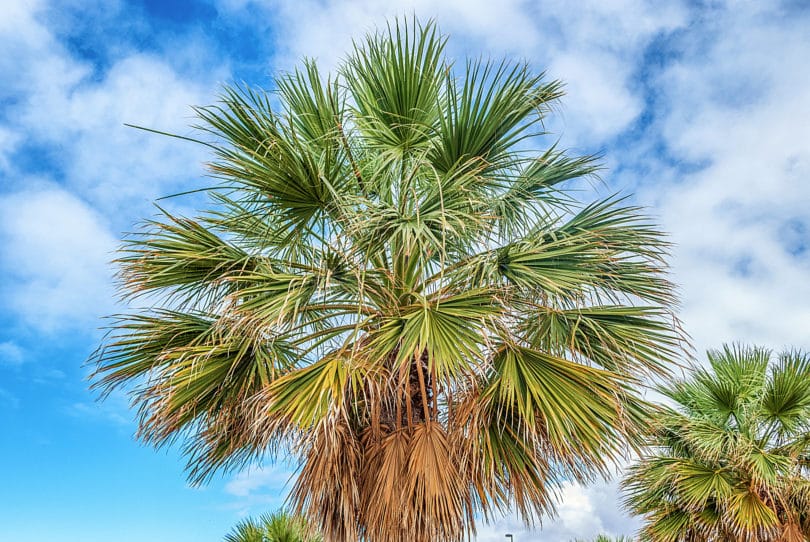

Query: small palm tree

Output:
[623, 344, 810, 541]
[572, 536, 635, 542]
[93, 18, 682, 542]
[225, 511, 321, 542]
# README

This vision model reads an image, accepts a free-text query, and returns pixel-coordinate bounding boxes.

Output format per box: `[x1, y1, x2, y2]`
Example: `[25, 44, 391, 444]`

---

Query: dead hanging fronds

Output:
[291, 415, 363, 542]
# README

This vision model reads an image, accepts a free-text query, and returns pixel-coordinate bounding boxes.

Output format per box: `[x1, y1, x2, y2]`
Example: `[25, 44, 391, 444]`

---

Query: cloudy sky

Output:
[1, 0, 808, 540]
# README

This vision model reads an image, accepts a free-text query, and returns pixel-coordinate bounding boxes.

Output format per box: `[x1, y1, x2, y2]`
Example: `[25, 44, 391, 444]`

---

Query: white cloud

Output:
[0, 341, 26, 366]
[218, 0, 687, 146]
[641, 2, 810, 354]
[18, 57, 210, 212]
[16, 53, 213, 214]
[222, 0, 539, 71]
[1, 0, 220, 218]
[0, 127, 21, 173]
[539, 0, 686, 50]
[0, 187, 117, 332]
[225, 464, 294, 498]
[549, 51, 642, 143]
[0, 0, 49, 57]
[223, 463, 294, 517]
[0, 0, 225, 335]
[0, 0, 88, 105]
[474, 479, 638, 541]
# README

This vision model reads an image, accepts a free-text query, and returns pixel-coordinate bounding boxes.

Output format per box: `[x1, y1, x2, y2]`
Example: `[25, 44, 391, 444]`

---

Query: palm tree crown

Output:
[93, 19, 682, 542]
[623, 344, 810, 541]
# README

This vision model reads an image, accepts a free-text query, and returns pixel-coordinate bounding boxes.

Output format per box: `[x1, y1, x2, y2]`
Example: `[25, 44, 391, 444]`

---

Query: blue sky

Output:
[1, 1, 809, 541]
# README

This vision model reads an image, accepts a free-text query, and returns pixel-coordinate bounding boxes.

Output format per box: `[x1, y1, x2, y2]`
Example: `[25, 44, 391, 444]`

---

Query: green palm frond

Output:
[277, 60, 344, 151]
[92, 17, 685, 542]
[346, 18, 445, 153]
[521, 305, 679, 375]
[430, 58, 563, 175]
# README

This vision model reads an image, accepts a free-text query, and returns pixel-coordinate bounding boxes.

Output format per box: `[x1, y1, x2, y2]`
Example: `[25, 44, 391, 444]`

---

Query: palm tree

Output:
[623, 344, 810, 541]
[92, 18, 682, 542]
[572, 536, 635, 542]
[225, 511, 321, 542]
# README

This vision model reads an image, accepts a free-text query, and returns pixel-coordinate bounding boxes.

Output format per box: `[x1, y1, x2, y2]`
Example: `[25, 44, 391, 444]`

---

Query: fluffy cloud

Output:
[0, 127, 22, 173]
[0, 0, 219, 218]
[0, 187, 117, 333]
[224, 464, 293, 498]
[0, 0, 222, 333]
[14, 53, 214, 214]
[641, 2, 810, 354]
[32, 90, 204, 214]
[218, 0, 687, 146]
[223, 464, 294, 517]
[474, 479, 638, 541]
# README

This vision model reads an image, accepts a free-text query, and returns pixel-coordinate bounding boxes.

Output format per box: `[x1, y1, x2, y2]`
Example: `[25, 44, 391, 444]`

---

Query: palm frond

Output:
[346, 18, 445, 153]
[430, 59, 563, 175]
